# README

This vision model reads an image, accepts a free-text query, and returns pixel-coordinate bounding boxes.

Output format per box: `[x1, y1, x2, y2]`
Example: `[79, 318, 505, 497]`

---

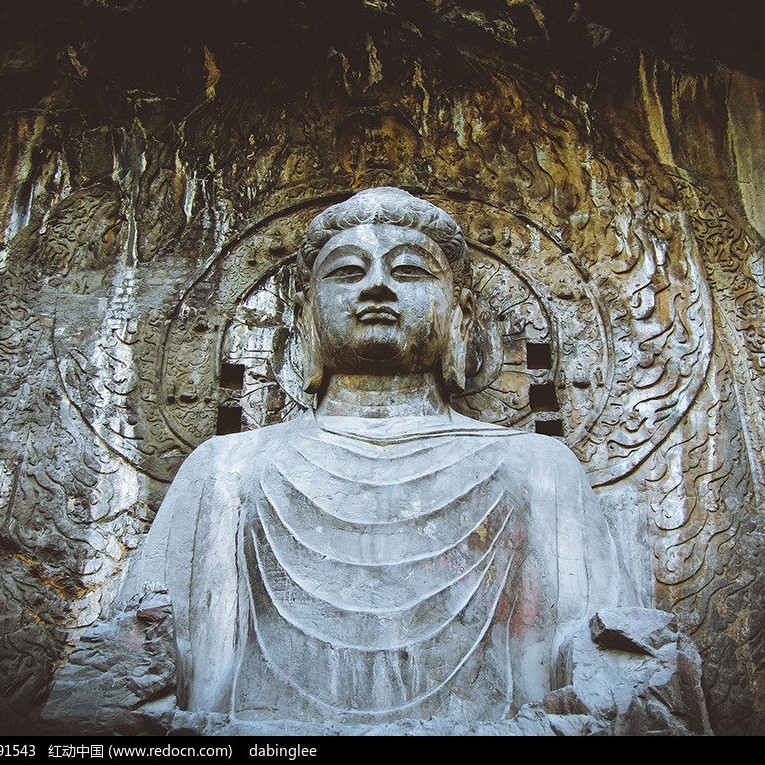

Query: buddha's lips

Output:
[356, 306, 399, 323]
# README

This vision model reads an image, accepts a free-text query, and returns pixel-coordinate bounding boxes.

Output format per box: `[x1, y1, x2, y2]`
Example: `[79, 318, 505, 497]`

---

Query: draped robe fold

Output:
[126, 412, 624, 723]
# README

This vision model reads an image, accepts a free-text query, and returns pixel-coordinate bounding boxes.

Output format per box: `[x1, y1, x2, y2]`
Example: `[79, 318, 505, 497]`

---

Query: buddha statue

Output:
[42, 188, 710, 736]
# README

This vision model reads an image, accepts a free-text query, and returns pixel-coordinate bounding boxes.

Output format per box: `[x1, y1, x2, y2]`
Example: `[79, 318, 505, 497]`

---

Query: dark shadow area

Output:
[535, 419, 563, 437]
[529, 382, 558, 412]
[220, 362, 245, 391]
[216, 404, 242, 435]
[526, 342, 552, 370]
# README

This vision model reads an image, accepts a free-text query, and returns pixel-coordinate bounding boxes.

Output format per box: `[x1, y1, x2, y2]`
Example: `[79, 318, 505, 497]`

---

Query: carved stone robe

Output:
[126, 411, 625, 724]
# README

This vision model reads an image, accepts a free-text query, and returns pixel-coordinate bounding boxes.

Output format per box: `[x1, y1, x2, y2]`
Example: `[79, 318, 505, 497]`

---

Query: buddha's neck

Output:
[316, 373, 450, 418]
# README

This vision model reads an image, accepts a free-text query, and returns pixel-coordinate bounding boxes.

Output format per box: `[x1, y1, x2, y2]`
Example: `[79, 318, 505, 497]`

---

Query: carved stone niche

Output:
[42, 188, 711, 736]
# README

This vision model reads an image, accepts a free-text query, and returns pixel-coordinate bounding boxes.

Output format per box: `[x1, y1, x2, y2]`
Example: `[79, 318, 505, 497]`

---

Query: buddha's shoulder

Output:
[178, 418, 304, 473]
[450, 411, 580, 463]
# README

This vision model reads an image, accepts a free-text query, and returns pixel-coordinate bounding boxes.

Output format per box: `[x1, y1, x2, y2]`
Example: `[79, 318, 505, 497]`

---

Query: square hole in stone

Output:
[535, 419, 563, 437]
[526, 342, 552, 370]
[220, 362, 245, 390]
[216, 405, 242, 435]
[530, 382, 558, 412]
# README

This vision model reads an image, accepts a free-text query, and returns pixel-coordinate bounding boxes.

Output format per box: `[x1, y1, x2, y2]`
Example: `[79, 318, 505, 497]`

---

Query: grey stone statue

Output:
[43, 188, 710, 736]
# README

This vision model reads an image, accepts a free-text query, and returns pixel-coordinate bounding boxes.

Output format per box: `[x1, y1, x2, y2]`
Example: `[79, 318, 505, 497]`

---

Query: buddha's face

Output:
[306, 223, 458, 376]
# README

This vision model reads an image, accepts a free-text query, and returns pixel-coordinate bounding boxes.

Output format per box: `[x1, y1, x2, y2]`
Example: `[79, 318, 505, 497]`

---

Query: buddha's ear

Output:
[294, 291, 324, 394]
[441, 288, 475, 394]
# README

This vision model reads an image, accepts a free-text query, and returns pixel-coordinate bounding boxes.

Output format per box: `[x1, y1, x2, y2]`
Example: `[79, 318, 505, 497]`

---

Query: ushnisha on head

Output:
[295, 188, 475, 398]
[297, 187, 472, 292]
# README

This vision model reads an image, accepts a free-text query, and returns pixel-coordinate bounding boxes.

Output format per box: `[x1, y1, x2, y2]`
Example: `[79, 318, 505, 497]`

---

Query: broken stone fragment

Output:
[556, 607, 711, 735]
[590, 607, 678, 656]
[40, 583, 177, 736]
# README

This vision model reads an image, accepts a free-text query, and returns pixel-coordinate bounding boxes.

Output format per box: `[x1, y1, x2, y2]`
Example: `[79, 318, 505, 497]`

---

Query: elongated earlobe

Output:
[294, 293, 324, 394]
[441, 288, 474, 394]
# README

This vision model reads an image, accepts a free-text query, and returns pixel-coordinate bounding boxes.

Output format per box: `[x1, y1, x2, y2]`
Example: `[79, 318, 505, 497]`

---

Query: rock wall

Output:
[1, 0, 763, 734]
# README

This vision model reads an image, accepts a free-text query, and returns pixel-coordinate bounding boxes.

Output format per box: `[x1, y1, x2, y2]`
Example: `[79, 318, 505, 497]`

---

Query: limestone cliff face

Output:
[0, 1, 763, 734]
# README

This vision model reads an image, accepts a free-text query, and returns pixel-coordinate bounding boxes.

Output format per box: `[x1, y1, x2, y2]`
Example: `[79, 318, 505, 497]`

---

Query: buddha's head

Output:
[295, 188, 474, 396]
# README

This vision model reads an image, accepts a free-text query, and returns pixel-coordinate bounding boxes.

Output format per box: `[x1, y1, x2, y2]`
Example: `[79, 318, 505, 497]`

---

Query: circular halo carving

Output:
[164, 193, 711, 486]
[52, 192, 713, 487]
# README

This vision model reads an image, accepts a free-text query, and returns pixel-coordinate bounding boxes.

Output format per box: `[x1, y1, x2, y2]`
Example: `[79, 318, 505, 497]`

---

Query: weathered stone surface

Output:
[42, 191, 710, 736]
[590, 607, 677, 655]
[0, 1, 762, 736]
[87, 190, 630, 728]
[45, 596, 707, 737]
[41, 585, 176, 736]
[557, 607, 711, 735]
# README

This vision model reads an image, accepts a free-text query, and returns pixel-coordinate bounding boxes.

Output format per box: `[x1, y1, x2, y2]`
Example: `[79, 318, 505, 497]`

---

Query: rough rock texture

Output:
[561, 608, 711, 735]
[40, 585, 176, 735]
[1, 1, 763, 735]
[43, 596, 710, 736]
[70, 398, 629, 725]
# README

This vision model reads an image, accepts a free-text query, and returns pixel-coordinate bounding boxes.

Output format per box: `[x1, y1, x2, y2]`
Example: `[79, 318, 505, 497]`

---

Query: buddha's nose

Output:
[359, 262, 397, 302]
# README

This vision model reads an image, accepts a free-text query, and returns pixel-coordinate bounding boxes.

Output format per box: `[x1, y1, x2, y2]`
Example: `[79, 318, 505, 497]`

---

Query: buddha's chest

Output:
[234, 432, 531, 718]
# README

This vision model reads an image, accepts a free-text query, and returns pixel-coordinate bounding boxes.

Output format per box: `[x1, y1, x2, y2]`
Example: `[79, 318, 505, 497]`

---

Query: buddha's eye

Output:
[392, 264, 431, 280]
[325, 264, 366, 281]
